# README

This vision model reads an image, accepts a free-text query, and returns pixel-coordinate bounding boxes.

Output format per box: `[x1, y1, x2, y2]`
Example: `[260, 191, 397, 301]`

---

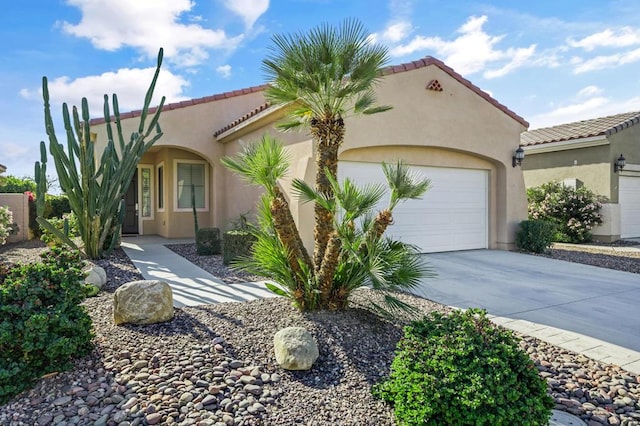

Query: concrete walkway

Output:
[121, 236, 275, 308]
[121, 236, 640, 375]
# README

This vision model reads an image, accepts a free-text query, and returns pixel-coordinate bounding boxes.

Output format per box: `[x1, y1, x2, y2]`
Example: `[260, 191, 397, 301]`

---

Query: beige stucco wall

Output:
[90, 91, 266, 238]
[522, 144, 612, 197]
[0, 193, 29, 243]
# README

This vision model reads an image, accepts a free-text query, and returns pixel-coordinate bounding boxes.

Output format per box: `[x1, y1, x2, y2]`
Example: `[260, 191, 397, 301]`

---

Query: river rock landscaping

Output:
[0, 241, 639, 425]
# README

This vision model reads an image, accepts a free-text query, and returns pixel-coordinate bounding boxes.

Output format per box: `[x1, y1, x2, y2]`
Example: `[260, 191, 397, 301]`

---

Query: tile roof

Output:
[212, 56, 529, 137]
[89, 56, 528, 133]
[213, 102, 271, 137]
[88, 84, 269, 126]
[521, 111, 640, 146]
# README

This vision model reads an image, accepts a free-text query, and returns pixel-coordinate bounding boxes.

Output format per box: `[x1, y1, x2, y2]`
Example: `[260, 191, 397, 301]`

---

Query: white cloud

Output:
[483, 45, 536, 79]
[572, 47, 640, 73]
[0, 141, 30, 159]
[61, 0, 243, 67]
[372, 21, 413, 44]
[528, 85, 640, 129]
[216, 64, 232, 79]
[390, 15, 535, 77]
[577, 85, 602, 98]
[20, 67, 189, 116]
[567, 27, 640, 51]
[223, 0, 269, 29]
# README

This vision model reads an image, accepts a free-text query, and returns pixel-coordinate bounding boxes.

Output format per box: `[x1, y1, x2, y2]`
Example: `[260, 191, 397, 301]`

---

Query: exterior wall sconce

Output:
[512, 146, 525, 167]
[614, 154, 626, 173]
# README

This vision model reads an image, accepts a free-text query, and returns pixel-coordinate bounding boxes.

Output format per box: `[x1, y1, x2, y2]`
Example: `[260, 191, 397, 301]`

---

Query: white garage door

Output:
[339, 161, 488, 253]
[620, 176, 640, 238]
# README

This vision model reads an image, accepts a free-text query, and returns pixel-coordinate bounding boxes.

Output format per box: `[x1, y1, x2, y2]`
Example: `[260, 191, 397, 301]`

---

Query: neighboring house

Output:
[521, 111, 640, 241]
[0, 164, 6, 174]
[90, 56, 528, 253]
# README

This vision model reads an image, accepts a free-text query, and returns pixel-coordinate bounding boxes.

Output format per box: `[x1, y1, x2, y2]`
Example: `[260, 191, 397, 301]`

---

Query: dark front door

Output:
[122, 173, 138, 234]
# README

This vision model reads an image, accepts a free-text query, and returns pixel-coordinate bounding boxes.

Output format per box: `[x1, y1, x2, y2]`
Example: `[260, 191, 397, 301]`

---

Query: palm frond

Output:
[291, 178, 333, 211]
[220, 135, 291, 196]
[382, 160, 432, 210]
[261, 18, 391, 126]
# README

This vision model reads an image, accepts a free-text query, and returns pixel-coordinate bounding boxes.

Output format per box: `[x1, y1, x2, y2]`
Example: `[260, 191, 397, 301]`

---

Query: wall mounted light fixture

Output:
[512, 146, 525, 167]
[614, 154, 626, 173]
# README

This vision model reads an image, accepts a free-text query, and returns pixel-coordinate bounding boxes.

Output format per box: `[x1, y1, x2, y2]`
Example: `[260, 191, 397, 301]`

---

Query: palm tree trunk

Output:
[270, 187, 312, 297]
[311, 117, 345, 272]
[370, 209, 394, 242]
[316, 231, 342, 306]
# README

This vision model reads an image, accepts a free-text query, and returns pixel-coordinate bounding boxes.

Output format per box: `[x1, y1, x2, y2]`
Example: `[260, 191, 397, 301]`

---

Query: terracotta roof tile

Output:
[521, 111, 640, 146]
[213, 102, 272, 137]
[88, 83, 269, 125]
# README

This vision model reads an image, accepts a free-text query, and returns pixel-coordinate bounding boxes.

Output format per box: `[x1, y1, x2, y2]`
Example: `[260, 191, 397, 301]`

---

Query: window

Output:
[157, 164, 164, 211]
[175, 161, 207, 210]
[140, 166, 152, 218]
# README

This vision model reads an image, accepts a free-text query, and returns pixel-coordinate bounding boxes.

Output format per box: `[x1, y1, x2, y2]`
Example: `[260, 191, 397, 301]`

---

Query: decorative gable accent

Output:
[426, 79, 443, 91]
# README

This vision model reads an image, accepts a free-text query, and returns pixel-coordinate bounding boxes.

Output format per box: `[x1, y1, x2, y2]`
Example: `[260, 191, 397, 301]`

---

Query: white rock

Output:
[83, 263, 107, 289]
[273, 327, 319, 371]
[113, 280, 173, 325]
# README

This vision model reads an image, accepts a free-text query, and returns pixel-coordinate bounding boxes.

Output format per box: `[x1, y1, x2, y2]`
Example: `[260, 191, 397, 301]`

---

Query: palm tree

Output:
[261, 18, 391, 285]
[223, 136, 432, 313]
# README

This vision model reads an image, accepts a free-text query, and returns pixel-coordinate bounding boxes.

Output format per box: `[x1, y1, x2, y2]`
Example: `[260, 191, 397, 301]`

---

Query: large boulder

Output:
[113, 280, 174, 325]
[273, 327, 319, 371]
[83, 262, 107, 289]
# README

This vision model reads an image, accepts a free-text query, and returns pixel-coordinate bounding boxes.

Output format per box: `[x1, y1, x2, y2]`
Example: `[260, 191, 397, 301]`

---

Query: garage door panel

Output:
[620, 176, 640, 238]
[339, 161, 488, 253]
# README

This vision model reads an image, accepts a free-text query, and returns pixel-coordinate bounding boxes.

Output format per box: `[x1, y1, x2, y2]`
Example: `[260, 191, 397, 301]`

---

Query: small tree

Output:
[222, 135, 431, 314]
[35, 49, 166, 259]
[527, 181, 603, 243]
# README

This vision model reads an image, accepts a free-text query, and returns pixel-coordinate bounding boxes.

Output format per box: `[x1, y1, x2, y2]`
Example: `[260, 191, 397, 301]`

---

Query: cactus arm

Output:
[36, 217, 80, 251]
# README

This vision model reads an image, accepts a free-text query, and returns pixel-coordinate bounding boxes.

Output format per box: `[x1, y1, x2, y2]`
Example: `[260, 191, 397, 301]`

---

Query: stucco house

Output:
[521, 111, 640, 241]
[90, 56, 528, 253]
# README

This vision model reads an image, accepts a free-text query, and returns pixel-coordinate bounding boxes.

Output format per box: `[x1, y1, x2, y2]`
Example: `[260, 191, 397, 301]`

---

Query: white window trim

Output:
[138, 164, 154, 222]
[173, 159, 209, 212]
[156, 161, 165, 213]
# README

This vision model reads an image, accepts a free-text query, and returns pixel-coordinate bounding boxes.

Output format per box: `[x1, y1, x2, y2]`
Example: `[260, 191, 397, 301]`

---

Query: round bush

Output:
[0, 247, 93, 403]
[516, 219, 556, 253]
[374, 309, 554, 425]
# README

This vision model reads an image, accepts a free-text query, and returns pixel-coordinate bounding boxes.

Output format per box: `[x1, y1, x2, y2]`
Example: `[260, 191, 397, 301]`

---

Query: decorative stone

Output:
[83, 263, 107, 289]
[113, 280, 174, 325]
[273, 327, 319, 371]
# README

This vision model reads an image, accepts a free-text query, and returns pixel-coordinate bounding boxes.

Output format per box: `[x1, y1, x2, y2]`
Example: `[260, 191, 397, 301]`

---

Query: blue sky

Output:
[2, 0, 640, 181]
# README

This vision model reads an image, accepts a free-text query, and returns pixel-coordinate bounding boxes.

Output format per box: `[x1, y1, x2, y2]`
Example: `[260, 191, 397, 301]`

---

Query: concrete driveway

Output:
[413, 250, 640, 352]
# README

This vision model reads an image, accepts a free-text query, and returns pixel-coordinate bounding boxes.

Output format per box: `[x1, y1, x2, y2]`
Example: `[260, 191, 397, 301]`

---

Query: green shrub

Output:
[44, 194, 71, 219]
[196, 227, 222, 255]
[40, 212, 80, 246]
[374, 309, 554, 425]
[527, 182, 603, 243]
[516, 220, 556, 253]
[0, 247, 93, 404]
[223, 230, 256, 265]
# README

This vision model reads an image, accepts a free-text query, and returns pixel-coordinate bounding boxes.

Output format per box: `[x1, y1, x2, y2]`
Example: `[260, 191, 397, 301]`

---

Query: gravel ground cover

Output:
[0, 241, 639, 425]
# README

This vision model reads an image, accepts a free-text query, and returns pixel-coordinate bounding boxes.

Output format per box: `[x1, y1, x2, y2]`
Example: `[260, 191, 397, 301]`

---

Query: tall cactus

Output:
[35, 48, 166, 259]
